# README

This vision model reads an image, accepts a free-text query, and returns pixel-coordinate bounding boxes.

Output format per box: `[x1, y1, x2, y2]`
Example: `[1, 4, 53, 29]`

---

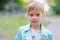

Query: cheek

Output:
[38, 16, 43, 21]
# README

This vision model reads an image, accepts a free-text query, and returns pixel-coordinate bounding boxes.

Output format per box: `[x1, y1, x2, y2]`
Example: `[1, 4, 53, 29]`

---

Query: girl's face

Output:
[27, 7, 44, 25]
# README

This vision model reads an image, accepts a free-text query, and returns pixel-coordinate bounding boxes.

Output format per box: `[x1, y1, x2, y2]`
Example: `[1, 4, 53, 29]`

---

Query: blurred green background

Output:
[0, 0, 60, 40]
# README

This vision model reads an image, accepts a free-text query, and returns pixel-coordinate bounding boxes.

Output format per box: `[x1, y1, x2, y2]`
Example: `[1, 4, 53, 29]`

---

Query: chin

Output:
[32, 22, 39, 25]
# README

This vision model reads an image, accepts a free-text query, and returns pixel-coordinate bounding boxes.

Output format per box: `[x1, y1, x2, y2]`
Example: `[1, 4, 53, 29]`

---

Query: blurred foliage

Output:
[0, 0, 9, 11]
[0, 0, 24, 11]
[54, 0, 60, 15]
[47, 0, 55, 3]
[14, 0, 24, 9]
[47, 0, 60, 15]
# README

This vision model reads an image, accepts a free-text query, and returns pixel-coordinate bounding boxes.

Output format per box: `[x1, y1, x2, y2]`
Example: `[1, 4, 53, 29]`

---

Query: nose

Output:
[32, 16, 36, 20]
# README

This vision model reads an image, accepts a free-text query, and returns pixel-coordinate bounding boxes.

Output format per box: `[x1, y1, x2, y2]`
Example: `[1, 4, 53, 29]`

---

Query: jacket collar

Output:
[24, 23, 44, 32]
[24, 23, 47, 36]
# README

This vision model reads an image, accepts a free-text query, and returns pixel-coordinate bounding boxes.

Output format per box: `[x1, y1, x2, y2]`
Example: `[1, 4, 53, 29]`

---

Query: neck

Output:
[31, 24, 41, 31]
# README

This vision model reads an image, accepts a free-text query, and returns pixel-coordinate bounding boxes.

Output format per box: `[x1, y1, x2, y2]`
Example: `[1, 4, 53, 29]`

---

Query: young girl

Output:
[15, 1, 52, 40]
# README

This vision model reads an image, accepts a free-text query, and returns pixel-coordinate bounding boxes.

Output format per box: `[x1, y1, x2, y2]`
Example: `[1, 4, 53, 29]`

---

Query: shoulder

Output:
[43, 27, 52, 36]
[42, 27, 52, 40]
[41, 25, 52, 35]
[45, 28, 52, 40]
[44, 27, 52, 35]
[18, 23, 30, 32]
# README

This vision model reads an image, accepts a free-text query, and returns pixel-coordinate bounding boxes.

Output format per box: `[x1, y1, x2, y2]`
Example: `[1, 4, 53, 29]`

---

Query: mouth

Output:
[32, 21, 37, 23]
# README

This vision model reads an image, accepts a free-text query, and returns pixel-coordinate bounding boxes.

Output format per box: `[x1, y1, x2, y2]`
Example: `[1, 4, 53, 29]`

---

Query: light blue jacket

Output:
[15, 23, 52, 40]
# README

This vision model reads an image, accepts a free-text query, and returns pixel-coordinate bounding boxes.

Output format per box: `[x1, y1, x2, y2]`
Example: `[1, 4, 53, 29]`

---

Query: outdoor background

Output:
[0, 0, 60, 40]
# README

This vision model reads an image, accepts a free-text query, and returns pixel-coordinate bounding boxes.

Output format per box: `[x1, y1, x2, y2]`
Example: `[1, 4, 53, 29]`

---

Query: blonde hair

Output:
[27, 1, 44, 14]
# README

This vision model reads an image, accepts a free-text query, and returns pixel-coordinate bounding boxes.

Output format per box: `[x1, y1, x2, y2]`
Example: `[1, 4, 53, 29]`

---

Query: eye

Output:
[30, 14, 33, 16]
[36, 13, 40, 16]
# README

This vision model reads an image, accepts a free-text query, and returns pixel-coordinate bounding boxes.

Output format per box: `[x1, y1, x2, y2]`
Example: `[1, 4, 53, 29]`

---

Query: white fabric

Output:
[31, 28, 40, 40]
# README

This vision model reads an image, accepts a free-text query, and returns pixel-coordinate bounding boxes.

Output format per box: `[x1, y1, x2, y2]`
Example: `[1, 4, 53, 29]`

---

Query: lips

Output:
[32, 21, 37, 23]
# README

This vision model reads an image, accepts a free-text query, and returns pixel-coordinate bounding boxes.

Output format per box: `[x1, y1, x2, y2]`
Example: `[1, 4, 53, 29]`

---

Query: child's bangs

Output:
[28, 6, 36, 13]
[27, 2, 44, 13]
[28, 6, 44, 13]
